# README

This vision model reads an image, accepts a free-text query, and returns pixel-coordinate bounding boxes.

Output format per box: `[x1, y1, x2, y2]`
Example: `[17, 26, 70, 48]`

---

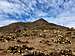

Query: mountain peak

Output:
[36, 18, 48, 22]
[33, 18, 48, 25]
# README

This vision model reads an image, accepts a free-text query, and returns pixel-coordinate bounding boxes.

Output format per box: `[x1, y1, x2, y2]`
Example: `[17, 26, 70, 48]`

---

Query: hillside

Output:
[0, 18, 69, 32]
[0, 18, 75, 56]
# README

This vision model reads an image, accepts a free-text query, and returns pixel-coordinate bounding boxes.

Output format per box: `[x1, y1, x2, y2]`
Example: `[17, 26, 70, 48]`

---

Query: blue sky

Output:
[0, 0, 75, 27]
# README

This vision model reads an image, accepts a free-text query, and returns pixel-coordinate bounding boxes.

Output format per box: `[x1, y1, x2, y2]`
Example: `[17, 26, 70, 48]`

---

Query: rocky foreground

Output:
[0, 29, 75, 56]
[0, 19, 75, 56]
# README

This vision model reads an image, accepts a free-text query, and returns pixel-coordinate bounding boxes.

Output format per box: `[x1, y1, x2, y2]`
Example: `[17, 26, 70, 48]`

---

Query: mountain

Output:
[0, 18, 74, 56]
[0, 18, 70, 32]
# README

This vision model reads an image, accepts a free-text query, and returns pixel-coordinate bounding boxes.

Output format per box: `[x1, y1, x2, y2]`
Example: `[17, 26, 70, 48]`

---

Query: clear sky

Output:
[0, 0, 75, 27]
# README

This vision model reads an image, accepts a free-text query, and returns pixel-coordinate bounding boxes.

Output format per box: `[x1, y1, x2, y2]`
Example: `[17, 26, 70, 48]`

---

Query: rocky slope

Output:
[0, 18, 75, 56]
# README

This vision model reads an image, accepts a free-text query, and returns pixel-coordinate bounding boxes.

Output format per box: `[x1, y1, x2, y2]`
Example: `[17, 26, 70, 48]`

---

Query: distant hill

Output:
[0, 18, 70, 32]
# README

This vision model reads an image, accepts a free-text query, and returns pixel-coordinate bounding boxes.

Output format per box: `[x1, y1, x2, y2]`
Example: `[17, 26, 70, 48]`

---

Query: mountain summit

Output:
[34, 18, 48, 23]
[33, 18, 49, 26]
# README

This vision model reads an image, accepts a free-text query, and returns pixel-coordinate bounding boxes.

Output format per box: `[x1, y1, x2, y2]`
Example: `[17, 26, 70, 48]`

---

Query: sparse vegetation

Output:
[0, 19, 74, 56]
